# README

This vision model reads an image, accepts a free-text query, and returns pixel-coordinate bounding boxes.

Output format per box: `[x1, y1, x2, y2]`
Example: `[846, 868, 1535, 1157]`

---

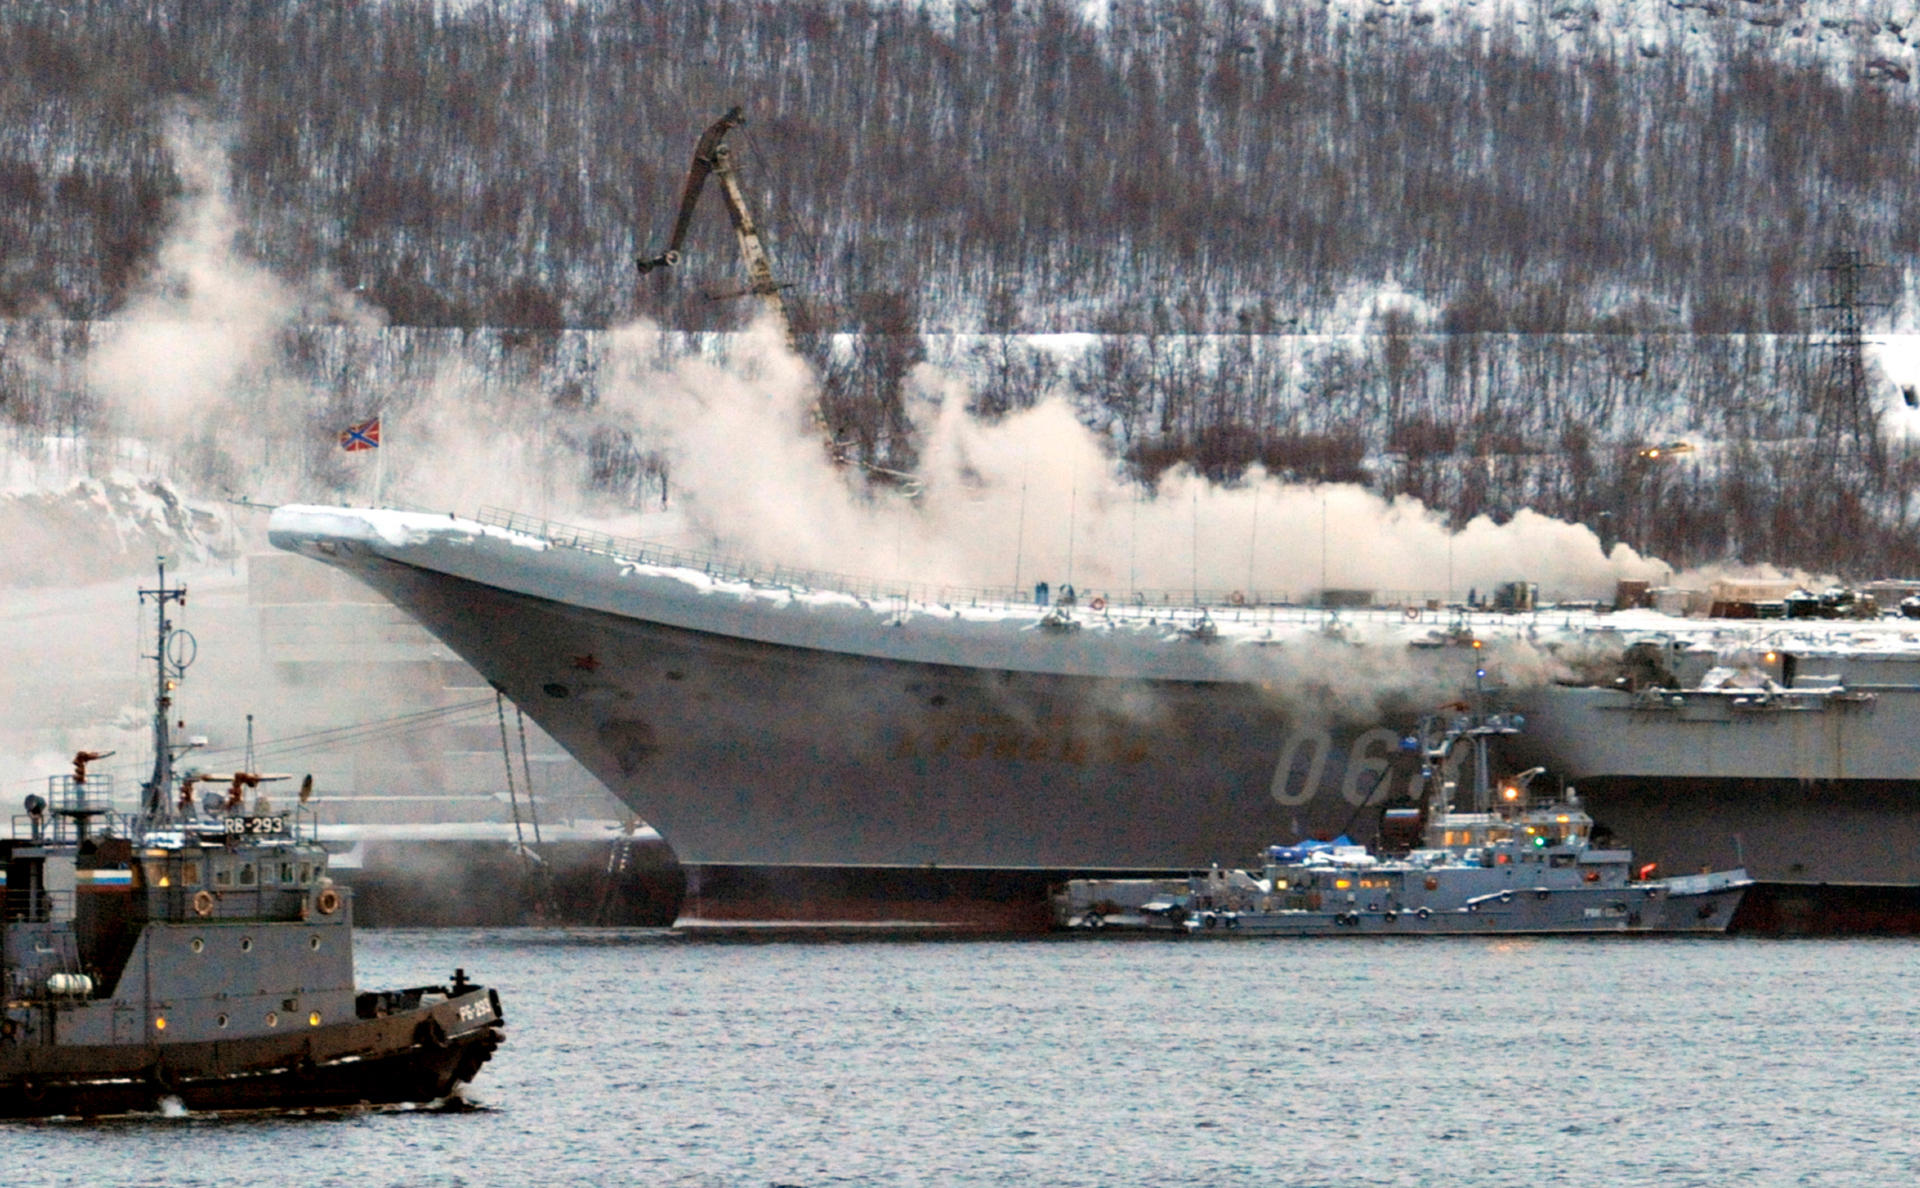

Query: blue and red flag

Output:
[339, 417, 381, 452]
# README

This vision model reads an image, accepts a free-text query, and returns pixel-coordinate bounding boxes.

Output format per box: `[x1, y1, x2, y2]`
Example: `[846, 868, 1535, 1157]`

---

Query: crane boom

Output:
[635, 106, 793, 344]
[634, 107, 921, 493]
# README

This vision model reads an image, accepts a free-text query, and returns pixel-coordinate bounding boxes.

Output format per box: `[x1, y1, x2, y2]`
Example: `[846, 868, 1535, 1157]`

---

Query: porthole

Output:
[308, 1011, 322, 1027]
[240, 938, 253, 953]
[542, 683, 569, 698]
[189, 938, 204, 954]
[216, 1014, 228, 1029]
[309, 935, 321, 951]
[265, 1012, 279, 1028]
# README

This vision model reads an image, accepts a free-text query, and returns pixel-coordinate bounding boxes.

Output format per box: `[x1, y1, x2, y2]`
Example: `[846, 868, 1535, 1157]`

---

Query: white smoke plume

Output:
[593, 312, 1669, 603]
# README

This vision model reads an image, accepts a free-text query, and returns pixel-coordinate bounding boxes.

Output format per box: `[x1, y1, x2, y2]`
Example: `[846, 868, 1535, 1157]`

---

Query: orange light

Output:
[309, 1011, 322, 1027]
[1764, 651, 1778, 663]
[153, 1016, 167, 1031]
[1471, 639, 1483, 649]
[1502, 787, 1519, 800]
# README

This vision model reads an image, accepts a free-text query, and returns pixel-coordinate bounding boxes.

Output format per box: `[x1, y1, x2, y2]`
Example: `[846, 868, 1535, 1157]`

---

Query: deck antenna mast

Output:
[138, 558, 195, 824]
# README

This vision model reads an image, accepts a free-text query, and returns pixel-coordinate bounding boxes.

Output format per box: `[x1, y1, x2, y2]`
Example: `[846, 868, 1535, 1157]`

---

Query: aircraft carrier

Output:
[262, 504, 1920, 932]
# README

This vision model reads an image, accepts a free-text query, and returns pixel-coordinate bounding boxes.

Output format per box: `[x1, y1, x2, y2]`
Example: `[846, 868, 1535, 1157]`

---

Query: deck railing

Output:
[472, 506, 1460, 620]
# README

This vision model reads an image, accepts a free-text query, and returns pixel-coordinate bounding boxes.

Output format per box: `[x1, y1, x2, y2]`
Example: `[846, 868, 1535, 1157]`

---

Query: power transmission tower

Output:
[1809, 243, 1888, 477]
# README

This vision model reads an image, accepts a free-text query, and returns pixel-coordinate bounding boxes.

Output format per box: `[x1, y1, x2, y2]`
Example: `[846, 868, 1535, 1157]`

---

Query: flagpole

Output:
[373, 407, 386, 507]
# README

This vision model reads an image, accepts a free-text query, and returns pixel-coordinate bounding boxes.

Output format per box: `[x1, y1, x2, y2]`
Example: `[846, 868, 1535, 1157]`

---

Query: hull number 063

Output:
[1269, 727, 1442, 807]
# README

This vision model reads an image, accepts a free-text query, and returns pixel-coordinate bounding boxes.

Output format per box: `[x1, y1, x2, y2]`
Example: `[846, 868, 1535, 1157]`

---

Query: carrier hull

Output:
[267, 509, 1920, 931]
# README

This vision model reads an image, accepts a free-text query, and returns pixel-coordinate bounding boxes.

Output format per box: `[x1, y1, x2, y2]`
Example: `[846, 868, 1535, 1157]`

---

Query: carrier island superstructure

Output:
[267, 505, 1920, 930]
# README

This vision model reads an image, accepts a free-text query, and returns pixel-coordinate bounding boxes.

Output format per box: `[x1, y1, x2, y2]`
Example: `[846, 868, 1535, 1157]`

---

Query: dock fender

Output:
[1382, 910, 1397, 924]
[1224, 915, 1240, 930]
[1083, 913, 1106, 930]
[1414, 907, 1431, 921]
[417, 1017, 451, 1050]
[1533, 888, 1551, 900]
[1498, 890, 1514, 904]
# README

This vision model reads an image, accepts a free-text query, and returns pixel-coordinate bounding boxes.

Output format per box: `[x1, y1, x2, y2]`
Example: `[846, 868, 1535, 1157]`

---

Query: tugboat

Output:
[1, 563, 505, 1117]
[1056, 678, 1751, 936]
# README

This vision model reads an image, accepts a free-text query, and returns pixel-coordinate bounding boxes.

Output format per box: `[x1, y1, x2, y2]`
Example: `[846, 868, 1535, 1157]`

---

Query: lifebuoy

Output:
[1090, 596, 1106, 611]
[191, 890, 215, 918]
[1404, 607, 1420, 620]
[316, 888, 342, 916]
[1229, 591, 1246, 606]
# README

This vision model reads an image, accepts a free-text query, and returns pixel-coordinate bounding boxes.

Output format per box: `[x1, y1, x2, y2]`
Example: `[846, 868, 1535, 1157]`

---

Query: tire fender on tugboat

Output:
[418, 1016, 451, 1050]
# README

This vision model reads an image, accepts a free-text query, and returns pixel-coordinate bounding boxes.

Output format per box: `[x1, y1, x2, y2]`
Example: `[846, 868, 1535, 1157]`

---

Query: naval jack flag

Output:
[339, 417, 381, 452]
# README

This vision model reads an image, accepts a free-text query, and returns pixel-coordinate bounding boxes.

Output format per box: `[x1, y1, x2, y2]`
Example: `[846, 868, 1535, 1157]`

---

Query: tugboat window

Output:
[239, 863, 256, 886]
[143, 862, 170, 888]
[299, 865, 311, 884]
[280, 862, 295, 883]
[181, 861, 199, 885]
[215, 866, 232, 887]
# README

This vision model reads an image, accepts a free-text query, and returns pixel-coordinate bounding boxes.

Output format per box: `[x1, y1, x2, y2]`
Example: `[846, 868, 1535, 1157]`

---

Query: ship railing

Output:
[10, 811, 137, 845]
[3, 888, 74, 924]
[473, 507, 1467, 618]
[47, 773, 113, 818]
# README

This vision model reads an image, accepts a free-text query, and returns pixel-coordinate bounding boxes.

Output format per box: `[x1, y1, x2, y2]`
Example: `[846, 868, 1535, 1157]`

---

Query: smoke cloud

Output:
[591, 313, 1668, 603]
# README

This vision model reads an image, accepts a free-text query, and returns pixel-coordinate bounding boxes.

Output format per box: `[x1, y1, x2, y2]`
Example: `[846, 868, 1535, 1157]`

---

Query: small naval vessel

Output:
[1056, 680, 1752, 936]
[1, 563, 505, 1117]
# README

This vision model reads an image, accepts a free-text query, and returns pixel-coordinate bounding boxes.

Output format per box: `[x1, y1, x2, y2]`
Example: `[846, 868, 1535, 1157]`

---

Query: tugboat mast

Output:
[137, 558, 191, 823]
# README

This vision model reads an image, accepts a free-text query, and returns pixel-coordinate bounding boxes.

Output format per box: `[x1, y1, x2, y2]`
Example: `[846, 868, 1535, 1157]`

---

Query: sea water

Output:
[7, 930, 1918, 1187]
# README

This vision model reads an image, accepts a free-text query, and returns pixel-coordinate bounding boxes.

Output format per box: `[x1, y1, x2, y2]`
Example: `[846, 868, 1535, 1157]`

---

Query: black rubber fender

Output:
[417, 1017, 451, 1050]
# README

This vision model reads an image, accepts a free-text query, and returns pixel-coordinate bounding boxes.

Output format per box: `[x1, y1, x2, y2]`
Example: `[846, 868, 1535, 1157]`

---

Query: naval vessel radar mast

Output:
[137, 557, 197, 824]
